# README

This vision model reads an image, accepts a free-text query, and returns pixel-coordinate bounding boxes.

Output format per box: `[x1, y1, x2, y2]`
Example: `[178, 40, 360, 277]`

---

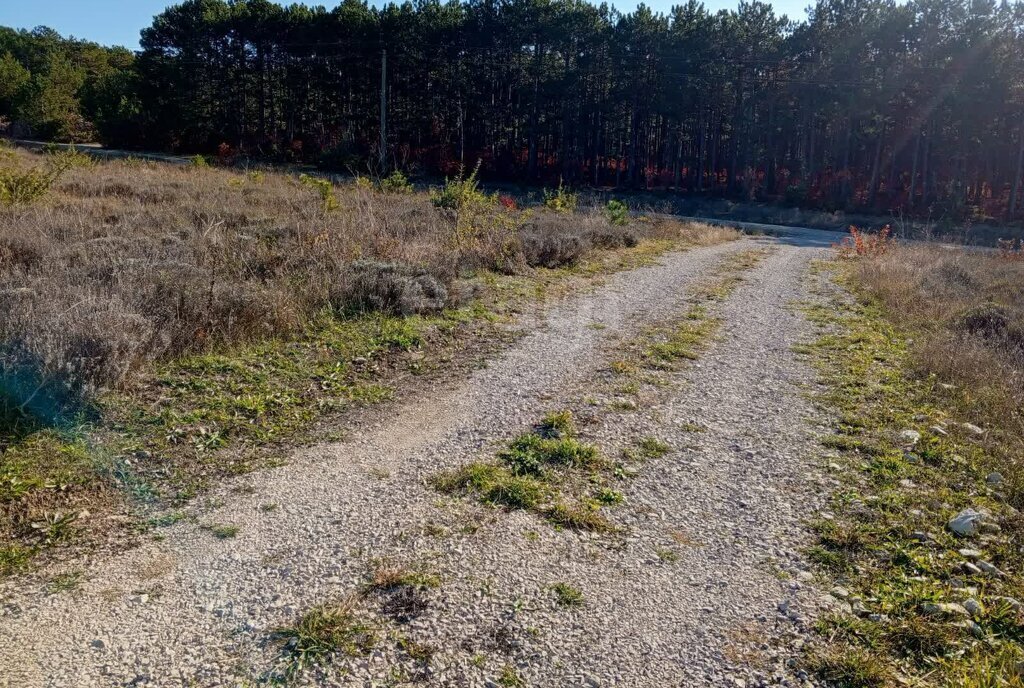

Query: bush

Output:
[0, 153, 76, 206]
[543, 180, 578, 214]
[605, 199, 629, 226]
[334, 261, 449, 316]
[430, 161, 486, 211]
[379, 170, 413, 194]
[299, 173, 339, 211]
[520, 231, 589, 268]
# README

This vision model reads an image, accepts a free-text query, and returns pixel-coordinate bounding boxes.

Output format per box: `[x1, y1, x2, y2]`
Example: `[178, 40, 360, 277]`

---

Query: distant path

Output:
[0, 235, 834, 687]
[6, 138, 193, 165]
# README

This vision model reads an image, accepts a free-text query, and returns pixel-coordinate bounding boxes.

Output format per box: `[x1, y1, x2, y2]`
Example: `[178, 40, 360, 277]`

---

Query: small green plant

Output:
[0, 544, 34, 576]
[550, 582, 585, 607]
[247, 170, 265, 184]
[299, 173, 339, 211]
[31, 512, 79, 544]
[606, 199, 629, 225]
[46, 570, 84, 593]
[379, 170, 413, 194]
[637, 437, 671, 459]
[537, 410, 575, 437]
[274, 598, 377, 677]
[431, 161, 486, 211]
[43, 145, 95, 169]
[203, 523, 239, 539]
[189, 154, 210, 168]
[655, 547, 680, 563]
[543, 179, 578, 213]
[500, 433, 600, 476]
[594, 487, 624, 505]
[497, 665, 526, 688]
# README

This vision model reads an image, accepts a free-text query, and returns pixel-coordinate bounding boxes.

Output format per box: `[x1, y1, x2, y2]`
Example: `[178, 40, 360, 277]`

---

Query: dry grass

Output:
[847, 244, 1024, 501]
[0, 149, 728, 415]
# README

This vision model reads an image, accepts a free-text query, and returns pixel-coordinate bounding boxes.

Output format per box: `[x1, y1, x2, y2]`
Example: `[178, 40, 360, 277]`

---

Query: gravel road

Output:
[0, 236, 832, 687]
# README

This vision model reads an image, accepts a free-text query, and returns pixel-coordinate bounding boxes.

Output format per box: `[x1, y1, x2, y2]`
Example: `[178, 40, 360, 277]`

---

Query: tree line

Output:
[2, 0, 1024, 219]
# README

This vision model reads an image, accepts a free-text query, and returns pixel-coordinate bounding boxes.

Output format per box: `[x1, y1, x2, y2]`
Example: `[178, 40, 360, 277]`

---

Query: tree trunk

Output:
[1010, 127, 1024, 218]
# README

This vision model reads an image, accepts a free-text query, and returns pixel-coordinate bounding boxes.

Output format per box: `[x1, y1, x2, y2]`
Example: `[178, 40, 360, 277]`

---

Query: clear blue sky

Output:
[1, 0, 810, 49]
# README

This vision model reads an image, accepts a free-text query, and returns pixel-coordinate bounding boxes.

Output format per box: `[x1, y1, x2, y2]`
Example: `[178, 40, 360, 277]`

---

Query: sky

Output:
[1, 0, 810, 49]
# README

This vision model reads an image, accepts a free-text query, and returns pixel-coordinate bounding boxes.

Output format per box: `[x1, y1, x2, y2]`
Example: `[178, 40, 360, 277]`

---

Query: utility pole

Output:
[379, 48, 387, 172]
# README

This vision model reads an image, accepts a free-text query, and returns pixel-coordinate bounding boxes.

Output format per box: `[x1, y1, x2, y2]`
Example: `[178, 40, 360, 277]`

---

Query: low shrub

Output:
[542, 180, 578, 214]
[334, 261, 449, 316]
[379, 170, 413, 194]
[520, 231, 589, 268]
[605, 199, 629, 226]
[298, 173, 339, 211]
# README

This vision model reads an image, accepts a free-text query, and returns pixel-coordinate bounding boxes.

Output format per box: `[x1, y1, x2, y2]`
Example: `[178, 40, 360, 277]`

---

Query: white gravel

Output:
[0, 237, 833, 687]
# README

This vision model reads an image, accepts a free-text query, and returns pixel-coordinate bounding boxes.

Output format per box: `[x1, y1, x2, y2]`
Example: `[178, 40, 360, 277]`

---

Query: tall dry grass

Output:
[0, 150, 722, 420]
[848, 244, 1024, 498]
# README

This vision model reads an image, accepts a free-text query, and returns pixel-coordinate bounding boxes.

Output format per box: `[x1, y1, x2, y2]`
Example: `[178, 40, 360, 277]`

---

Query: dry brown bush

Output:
[0, 150, 724, 416]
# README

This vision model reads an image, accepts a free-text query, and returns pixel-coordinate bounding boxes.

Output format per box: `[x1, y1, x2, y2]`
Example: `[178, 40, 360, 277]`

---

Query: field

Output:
[0, 146, 735, 575]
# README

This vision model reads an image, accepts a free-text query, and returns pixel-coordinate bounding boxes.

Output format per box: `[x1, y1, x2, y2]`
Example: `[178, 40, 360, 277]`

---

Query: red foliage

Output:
[498, 194, 517, 210]
[834, 224, 892, 258]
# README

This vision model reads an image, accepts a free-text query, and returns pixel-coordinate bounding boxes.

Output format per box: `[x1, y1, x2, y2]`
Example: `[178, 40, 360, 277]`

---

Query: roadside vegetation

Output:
[800, 236, 1024, 686]
[0, 147, 736, 575]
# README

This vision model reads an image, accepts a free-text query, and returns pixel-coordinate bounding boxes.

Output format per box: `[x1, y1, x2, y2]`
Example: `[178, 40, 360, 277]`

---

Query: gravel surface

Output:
[0, 237, 834, 687]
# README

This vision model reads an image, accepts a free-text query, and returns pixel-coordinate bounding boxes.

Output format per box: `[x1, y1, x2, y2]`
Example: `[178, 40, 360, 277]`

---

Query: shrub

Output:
[334, 261, 449, 316]
[605, 199, 629, 226]
[520, 230, 589, 268]
[430, 161, 486, 211]
[189, 154, 210, 168]
[42, 145, 94, 170]
[543, 180, 578, 214]
[0, 154, 76, 206]
[835, 225, 892, 258]
[379, 170, 413, 194]
[299, 173, 339, 211]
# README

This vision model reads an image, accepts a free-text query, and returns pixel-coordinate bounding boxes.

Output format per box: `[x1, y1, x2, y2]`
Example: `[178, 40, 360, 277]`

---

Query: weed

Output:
[537, 410, 575, 438]
[273, 597, 376, 676]
[804, 646, 893, 688]
[369, 561, 441, 591]
[834, 225, 892, 259]
[500, 433, 600, 476]
[46, 570, 84, 593]
[593, 487, 624, 505]
[203, 523, 239, 539]
[656, 547, 680, 563]
[542, 180, 578, 214]
[637, 437, 670, 459]
[0, 544, 33, 576]
[545, 501, 611, 531]
[550, 582, 584, 607]
[298, 173, 338, 211]
[497, 665, 526, 688]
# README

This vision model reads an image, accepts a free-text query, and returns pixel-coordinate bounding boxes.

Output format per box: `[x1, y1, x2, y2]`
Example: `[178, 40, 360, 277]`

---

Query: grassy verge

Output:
[799, 256, 1024, 687]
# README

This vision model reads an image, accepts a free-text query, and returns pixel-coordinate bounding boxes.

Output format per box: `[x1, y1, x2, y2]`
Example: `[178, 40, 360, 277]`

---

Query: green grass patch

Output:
[273, 598, 377, 679]
[550, 581, 585, 607]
